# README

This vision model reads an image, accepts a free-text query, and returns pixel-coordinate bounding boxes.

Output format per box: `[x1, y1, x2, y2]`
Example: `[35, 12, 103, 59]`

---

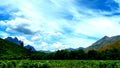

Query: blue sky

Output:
[0, 0, 120, 51]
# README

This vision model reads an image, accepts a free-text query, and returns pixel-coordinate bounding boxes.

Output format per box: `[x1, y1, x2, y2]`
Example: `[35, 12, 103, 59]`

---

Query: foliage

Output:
[0, 60, 120, 68]
[1, 37, 120, 60]
[0, 38, 30, 59]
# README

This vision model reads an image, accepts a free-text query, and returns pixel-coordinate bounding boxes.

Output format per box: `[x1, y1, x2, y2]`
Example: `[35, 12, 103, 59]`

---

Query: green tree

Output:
[55, 49, 70, 59]
[87, 50, 99, 59]
[70, 49, 86, 59]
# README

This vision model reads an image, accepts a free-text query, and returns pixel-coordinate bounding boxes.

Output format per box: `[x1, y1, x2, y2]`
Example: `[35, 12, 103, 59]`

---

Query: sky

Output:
[0, 0, 120, 51]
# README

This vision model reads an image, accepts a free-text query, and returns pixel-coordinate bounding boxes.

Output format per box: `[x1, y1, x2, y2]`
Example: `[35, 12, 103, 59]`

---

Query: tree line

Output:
[28, 48, 120, 60]
[1, 48, 120, 60]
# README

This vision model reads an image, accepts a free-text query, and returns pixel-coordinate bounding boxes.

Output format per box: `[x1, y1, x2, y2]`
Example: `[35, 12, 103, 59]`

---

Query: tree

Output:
[70, 49, 86, 59]
[55, 49, 70, 59]
[102, 48, 120, 60]
[87, 50, 99, 59]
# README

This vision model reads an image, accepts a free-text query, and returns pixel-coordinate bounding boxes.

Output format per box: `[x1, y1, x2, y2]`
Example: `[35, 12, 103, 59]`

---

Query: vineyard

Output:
[0, 60, 120, 68]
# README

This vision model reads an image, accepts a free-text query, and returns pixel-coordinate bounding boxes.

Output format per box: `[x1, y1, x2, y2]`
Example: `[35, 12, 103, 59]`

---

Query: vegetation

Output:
[1, 37, 120, 60]
[29, 49, 120, 60]
[0, 38, 30, 59]
[0, 60, 120, 68]
[1, 37, 120, 67]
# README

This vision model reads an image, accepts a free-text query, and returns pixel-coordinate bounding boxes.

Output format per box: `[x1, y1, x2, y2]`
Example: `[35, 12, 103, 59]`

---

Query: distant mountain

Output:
[67, 48, 75, 51]
[67, 47, 84, 51]
[5, 37, 23, 47]
[39, 50, 51, 53]
[24, 45, 36, 52]
[77, 47, 84, 50]
[85, 35, 120, 51]
[0, 38, 29, 59]
[98, 40, 120, 52]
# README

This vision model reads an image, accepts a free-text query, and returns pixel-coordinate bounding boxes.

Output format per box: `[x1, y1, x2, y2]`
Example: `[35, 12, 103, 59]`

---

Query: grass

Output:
[0, 60, 120, 68]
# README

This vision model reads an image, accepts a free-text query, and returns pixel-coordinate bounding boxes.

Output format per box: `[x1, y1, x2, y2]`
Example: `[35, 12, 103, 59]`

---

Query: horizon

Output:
[0, 0, 120, 51]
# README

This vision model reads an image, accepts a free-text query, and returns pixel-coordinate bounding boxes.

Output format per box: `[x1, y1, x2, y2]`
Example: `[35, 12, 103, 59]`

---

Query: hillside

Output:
[98, 40, 120, 52]
[0, 38, 30, 59]
[85, 35, 120, 51]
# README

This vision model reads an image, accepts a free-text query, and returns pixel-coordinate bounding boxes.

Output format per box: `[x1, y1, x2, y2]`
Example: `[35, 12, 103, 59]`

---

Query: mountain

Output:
[39, 50, 51, 53]
[77, 47, 84, 50]
[0, 38, 29, 59]
[85, 35, 120, 51]
[5, 37, 37, 51]
[24, 45, 36, 51]
[98, 40, 120, 52]
[67, 48, 75, 51]
[5, 37, 24, 47]
[67, 47, 84, 51]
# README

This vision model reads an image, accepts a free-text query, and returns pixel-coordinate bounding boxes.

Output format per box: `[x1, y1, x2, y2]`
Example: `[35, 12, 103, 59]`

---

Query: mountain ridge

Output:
[98, 39, 120, 52]
[3, 35, 120, 52]
[5, 37, 24, 47]
[5, 37, 36, 52]
[85, 35, 120, 51]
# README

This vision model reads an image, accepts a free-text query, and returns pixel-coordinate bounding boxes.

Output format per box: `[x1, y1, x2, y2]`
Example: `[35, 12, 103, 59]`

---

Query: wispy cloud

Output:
[0, 0, 120, 51]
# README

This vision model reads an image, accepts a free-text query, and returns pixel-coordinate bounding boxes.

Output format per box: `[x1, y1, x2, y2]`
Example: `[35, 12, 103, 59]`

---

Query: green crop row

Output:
[0, 60, 120, 68]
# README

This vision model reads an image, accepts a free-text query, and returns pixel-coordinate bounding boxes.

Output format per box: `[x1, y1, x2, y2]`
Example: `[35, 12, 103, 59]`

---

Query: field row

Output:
[0, 60, 120, 68]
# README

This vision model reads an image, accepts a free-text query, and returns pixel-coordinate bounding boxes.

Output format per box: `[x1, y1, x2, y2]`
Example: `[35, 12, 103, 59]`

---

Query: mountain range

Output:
[67, 47, 84, 51]
[1, 35, 120, 59]
[1, 35, 120, 54]
[4, 37, 84, 52]
[3, 35, 120, 52]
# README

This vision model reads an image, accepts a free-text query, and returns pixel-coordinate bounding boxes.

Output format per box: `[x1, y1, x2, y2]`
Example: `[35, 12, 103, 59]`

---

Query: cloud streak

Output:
[0, 0, 120, 51]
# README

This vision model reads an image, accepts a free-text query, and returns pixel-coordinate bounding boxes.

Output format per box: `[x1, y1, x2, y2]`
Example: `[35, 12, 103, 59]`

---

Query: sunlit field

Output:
[0, 60, 119, 68]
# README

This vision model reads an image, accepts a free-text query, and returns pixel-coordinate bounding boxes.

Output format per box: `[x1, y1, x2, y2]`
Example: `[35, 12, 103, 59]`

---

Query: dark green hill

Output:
[0, 38, 30, 59]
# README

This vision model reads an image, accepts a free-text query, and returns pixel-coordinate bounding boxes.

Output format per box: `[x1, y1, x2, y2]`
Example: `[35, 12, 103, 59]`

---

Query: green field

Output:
[0, 60, 120, 68]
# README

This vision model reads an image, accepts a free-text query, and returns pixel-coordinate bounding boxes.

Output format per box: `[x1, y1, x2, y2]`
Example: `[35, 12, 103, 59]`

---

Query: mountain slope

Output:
[85, 35, 120, 51]
[98, 40, 120, 52]
[0, 38, 29, 59]
[24, 45, 36, 51]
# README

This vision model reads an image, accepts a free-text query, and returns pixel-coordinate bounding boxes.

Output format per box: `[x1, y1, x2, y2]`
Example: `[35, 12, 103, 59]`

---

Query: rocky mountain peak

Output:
[5, 37, 24, 47]
[102, 36, 109, 39]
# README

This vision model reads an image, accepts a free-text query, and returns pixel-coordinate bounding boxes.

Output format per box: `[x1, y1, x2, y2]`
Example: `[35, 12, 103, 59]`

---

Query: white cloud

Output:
[1, 0, 120, 51]
[41, 42, 48, 47]
[5, 17, 41, 35]
[31, 36, 40, 41]
[0, 21, 6, 26]
[74, 16, 120, 37]
[51, 42, 67, 50]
